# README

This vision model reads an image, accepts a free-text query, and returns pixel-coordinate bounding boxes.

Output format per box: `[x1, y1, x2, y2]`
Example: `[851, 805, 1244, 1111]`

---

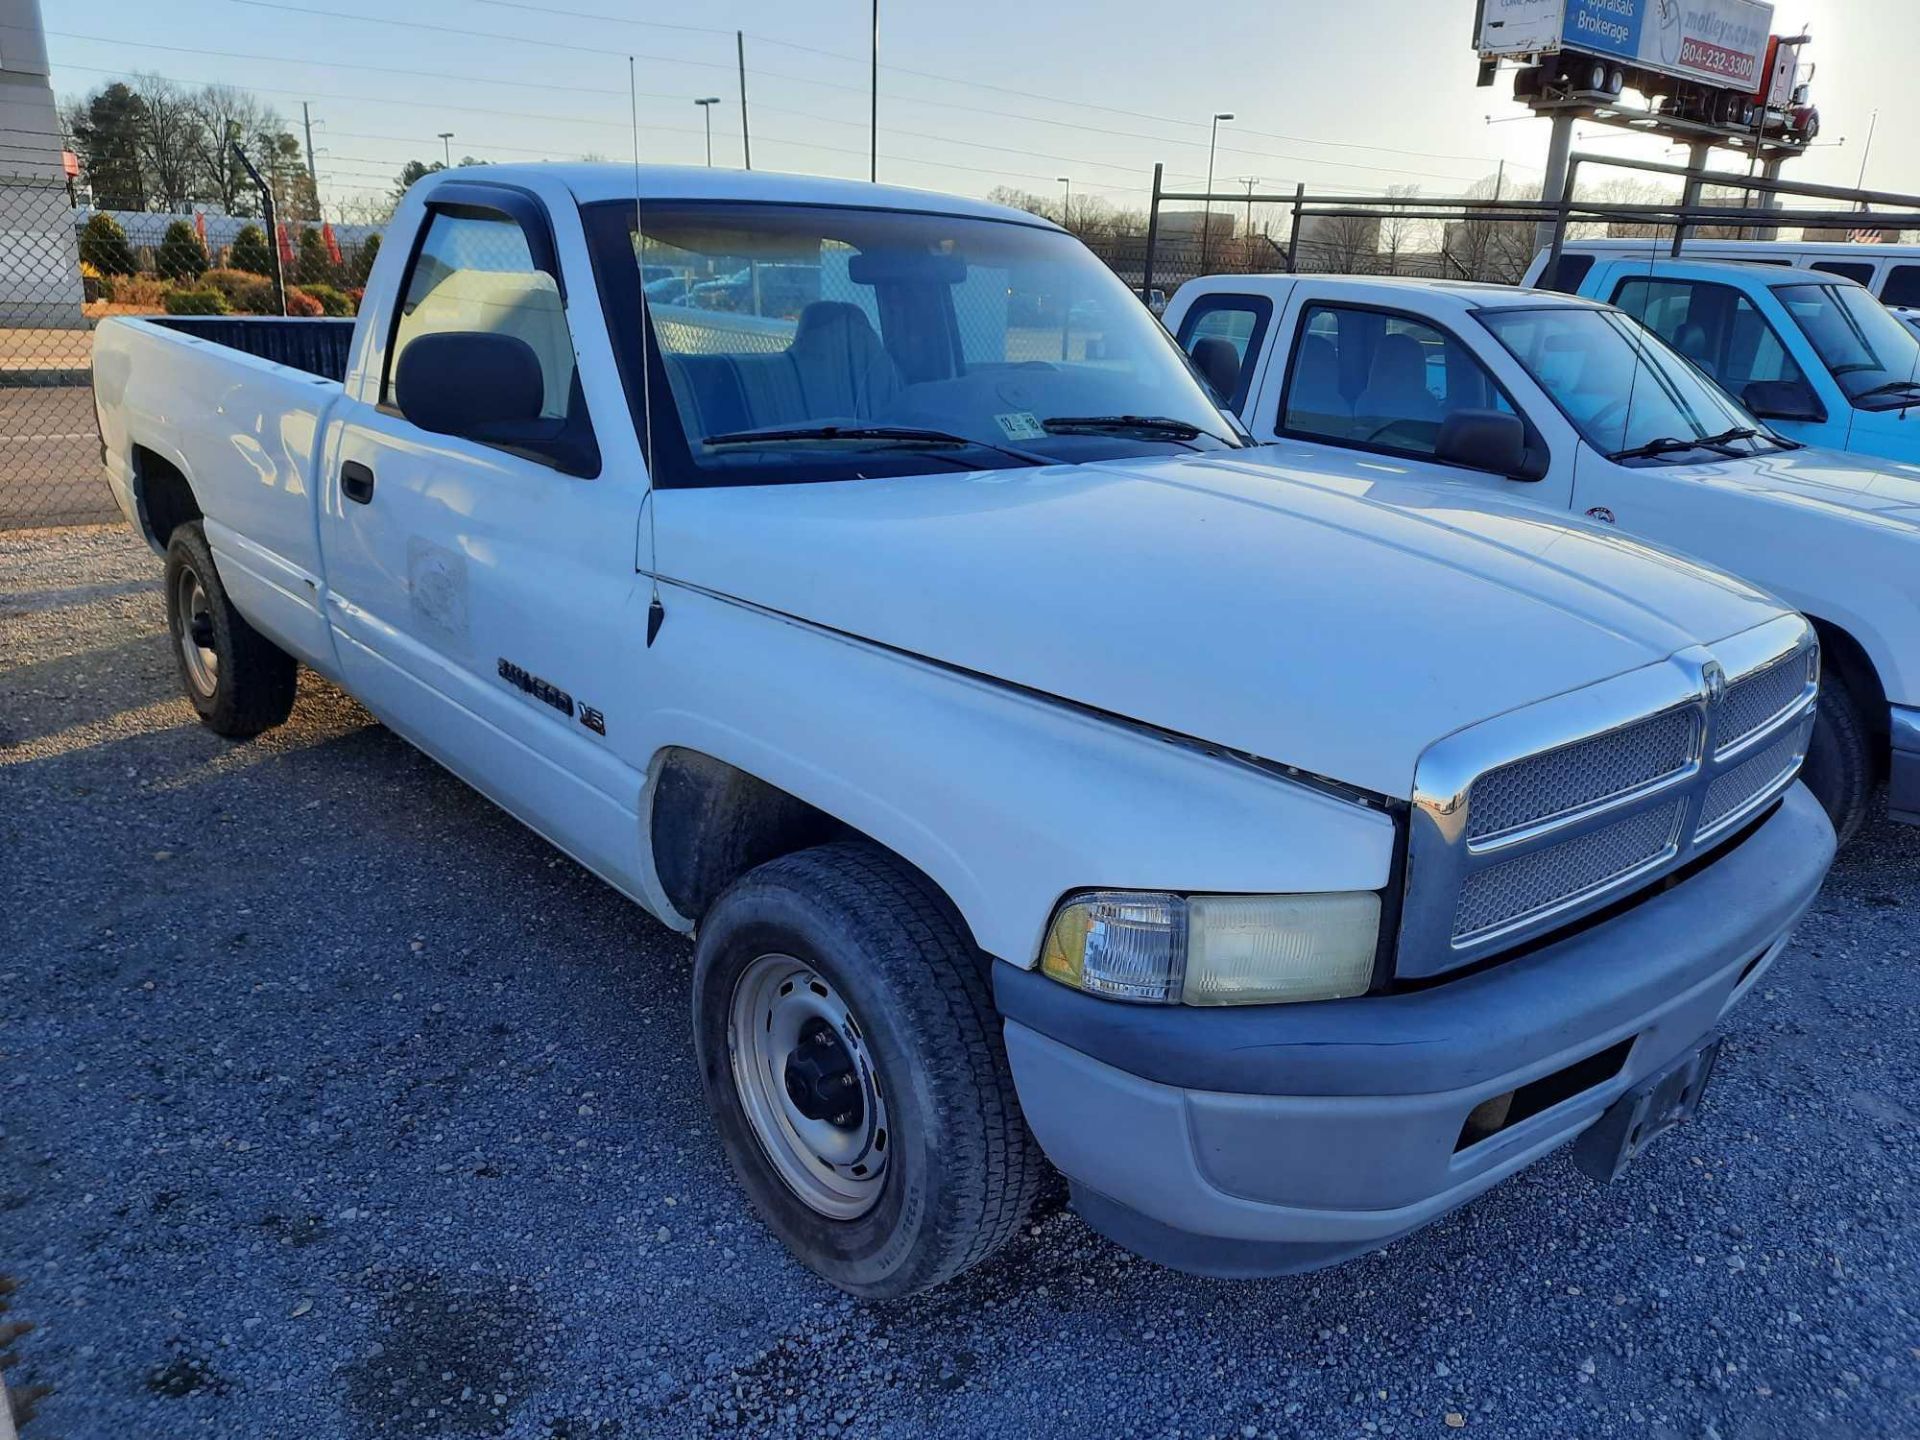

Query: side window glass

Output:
[1812, 261, 1874, 286]
[386, 210, 578, 421]
[1537, 252, 1594, 294]
[1881, 265, 1920, 308]
[1175, 294, 1271, 410]
[1281, 305, 1511, 457]
[1614, 278, 1804, 392]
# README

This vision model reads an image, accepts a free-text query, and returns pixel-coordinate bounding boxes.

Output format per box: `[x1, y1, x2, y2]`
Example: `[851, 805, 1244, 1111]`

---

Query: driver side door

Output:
[318, 184, 653, 892]
[1269, 300, 1568, 508]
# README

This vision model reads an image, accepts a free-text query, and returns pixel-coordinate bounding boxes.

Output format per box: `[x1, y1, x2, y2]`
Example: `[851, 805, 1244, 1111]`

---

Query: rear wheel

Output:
[163, 522, 298, 738]
[692, 842, 1045, 1299]
[1801, 672, 1875, 847]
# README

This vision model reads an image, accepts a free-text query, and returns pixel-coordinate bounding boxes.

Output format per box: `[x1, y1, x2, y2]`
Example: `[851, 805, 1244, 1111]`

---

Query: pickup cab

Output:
[1166, 273, 1920, 845]
[1564, 256, 1920, 467]
[93, 165, 1833, 1297]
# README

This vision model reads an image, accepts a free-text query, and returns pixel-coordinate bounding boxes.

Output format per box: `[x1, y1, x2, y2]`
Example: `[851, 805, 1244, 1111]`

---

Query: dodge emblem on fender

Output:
[1585, 506, 1616, 525]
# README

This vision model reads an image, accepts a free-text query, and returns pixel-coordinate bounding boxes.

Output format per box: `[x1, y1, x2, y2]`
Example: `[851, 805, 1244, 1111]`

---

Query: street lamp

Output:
[1056, 175, 1072, 231]
[437, 131, 454, 168]
[1201, 112, 1233, 271]
[694, 97, 721, 167]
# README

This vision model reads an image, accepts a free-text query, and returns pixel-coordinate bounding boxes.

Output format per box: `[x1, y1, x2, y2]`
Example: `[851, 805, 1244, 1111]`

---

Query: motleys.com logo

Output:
[1681, 5, 1768, 55]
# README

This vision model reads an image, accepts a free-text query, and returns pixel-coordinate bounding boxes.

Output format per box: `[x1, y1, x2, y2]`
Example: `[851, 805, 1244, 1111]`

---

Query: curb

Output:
[0, 369, 90, 390]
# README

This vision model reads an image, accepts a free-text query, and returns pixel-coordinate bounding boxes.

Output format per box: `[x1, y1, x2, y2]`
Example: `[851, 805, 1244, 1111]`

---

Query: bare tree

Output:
[133, 73, 207, 212]
[190, 85, 277, 215]
[1376, 184, 1423, 276]
[1298, 210, 1380, 274]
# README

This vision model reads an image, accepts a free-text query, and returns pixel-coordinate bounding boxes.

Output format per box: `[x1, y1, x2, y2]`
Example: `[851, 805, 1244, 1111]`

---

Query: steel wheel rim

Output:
[728, 953, 889, 1220]
[175, 566, 219, 697]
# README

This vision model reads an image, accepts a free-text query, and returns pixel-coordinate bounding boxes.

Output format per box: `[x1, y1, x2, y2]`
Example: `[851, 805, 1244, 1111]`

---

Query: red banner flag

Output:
[321, 221, 344, 268]
[276, 222, 295, 268]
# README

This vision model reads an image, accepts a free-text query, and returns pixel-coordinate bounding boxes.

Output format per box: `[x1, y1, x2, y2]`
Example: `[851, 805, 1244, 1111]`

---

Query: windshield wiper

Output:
[1608, 427, 1761, 463]
[1855, 379, 1920, 401]
[700, 424, 1045, 465]
[1041, 414, 1230, 446]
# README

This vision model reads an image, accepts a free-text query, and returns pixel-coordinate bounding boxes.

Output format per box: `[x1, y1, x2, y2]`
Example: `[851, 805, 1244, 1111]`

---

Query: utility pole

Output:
[736, 31, 753, 170]
[1493, 157, 1505, 202]
[695, 97, 720, 167]
[869, 0, 879, 182]
[1239, 176, 1256, 251]
[437, 131, 454, 168]
[1057, 175, 1071, 230]
[300, 102, 319, 197]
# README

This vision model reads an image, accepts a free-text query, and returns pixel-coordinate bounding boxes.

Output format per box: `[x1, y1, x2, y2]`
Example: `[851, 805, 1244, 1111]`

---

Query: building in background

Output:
[1, 0, 84, 327]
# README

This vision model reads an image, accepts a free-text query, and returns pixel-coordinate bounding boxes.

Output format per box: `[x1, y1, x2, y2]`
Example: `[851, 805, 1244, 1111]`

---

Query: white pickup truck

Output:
[1166, 273, 1920, 845]
[94, 165, 1834, 1298]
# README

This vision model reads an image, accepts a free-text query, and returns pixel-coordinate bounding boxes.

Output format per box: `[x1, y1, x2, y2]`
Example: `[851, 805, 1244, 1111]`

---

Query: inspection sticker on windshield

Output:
[994, 411, 1046, 441]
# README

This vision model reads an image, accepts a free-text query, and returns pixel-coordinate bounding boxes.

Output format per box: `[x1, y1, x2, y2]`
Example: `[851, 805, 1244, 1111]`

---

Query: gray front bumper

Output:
[998, 783, 1835, 1278]
[1890, 706, 1920, 825]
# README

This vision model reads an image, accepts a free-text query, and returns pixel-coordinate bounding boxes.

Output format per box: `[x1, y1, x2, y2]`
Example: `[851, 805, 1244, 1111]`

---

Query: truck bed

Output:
[148, 316, 356, 383]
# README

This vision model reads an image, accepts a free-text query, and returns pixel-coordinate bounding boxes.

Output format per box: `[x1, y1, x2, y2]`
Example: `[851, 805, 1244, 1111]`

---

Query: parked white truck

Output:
[94, 166, 1834, 1297]
[1167, 272, 1920, 846]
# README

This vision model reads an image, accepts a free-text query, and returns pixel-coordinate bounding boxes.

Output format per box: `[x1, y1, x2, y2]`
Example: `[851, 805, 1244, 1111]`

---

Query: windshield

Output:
[581, 201, 1242, 487]
[1775, 282, 1920, 408]
[1479, 305, 1780, 464]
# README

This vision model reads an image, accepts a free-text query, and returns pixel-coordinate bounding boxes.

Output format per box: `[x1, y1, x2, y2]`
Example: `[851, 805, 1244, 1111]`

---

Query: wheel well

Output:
[648, 748, 980, 948]
[132, 445, 202, 549]
[1808, 616, 1890, 774]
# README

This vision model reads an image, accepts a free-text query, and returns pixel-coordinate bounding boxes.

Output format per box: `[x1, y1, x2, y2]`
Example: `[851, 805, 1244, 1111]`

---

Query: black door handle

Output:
[341, 461, 376, 505]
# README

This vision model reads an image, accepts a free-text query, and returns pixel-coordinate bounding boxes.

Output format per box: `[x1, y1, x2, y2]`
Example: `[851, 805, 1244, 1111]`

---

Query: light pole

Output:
[437, 131, 453, 168]
[1056, 175, 1071, 231]
[1201, 112, 1233, 271]
[694, 97, 721, 167]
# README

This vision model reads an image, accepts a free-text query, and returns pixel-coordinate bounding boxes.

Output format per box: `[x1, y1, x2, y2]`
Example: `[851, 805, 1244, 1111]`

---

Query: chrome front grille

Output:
[1455, 800, 1686, 942]
[1716, 648, 1819, 756]
[1400, 615, 1819, 978]
[1466, 707, 1697, 841]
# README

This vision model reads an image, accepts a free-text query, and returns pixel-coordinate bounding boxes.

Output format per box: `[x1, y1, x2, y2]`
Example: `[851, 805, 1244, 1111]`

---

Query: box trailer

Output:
[1477, 1, 1776, 118]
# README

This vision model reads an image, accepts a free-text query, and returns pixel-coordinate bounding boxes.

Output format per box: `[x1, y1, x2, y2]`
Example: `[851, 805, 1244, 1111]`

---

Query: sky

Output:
[36, 0, 1920, 223]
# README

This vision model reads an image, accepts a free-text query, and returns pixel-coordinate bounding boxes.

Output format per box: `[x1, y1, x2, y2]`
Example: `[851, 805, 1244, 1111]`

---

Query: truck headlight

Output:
[1039, 891, 1380, 1006]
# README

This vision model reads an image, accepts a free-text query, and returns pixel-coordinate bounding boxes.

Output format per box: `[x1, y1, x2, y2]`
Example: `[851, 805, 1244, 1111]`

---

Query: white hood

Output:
[654, 452, 1790, 798]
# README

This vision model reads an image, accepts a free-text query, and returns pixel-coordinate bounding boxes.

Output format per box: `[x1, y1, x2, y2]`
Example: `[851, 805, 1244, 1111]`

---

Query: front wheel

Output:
[163, 522, 298, 738]
[1801, 673, 1875, 848]
[692, 843, 1046, 1299]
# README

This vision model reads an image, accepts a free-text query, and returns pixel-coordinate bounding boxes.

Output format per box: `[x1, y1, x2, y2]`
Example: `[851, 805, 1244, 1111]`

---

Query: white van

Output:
[1525, 239, 1920, 309]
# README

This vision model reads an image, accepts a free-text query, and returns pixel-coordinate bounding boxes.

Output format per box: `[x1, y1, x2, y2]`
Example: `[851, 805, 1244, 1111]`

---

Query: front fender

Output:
[634, 584, 1399, 965]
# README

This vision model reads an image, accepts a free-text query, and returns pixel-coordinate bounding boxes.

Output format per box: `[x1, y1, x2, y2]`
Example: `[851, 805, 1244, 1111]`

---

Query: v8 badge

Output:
[1585, 506, 1617, 525]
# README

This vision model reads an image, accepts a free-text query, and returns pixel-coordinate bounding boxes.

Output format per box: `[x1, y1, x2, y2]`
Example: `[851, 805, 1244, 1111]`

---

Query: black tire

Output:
[692, 842, 1045, 1299]
[1801, 671, 1874, 847]
[163, 521, 298, 738]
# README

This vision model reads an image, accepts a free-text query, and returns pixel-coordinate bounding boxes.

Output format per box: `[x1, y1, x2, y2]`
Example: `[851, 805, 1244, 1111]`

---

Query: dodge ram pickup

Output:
[94, 165, 1835, 1297]
[1168, 271, 1920, 846]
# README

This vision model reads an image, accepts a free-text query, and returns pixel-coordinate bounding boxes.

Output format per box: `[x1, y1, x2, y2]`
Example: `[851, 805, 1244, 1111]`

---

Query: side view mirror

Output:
[1741, 378, 1827, 424]
[395, 331, 546, 440]
[1435, 409, 1541, 480]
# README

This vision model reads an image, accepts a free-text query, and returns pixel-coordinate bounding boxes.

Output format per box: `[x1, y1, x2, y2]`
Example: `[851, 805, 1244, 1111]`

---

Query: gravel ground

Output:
[3, 525, 1917, 1440]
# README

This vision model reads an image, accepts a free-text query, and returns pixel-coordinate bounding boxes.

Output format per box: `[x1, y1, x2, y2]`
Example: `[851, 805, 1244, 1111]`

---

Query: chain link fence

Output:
[1, 171, 110, 530]
[1, 171, 383, 531]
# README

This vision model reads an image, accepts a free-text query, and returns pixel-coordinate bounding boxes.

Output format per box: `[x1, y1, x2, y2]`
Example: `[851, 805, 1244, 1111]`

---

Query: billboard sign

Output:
[1477, 0, 1776, 91]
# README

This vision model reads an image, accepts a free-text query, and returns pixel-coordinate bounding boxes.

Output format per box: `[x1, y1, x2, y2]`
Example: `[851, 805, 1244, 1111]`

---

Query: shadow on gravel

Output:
[342, 1268, 543, 1438]
[0, 636, 183, 748]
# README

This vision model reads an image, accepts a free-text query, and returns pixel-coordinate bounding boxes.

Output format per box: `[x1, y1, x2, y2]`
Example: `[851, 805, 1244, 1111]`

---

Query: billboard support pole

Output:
[1672, 140, 1714, 258]
[1535, 110, 1576, 256]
